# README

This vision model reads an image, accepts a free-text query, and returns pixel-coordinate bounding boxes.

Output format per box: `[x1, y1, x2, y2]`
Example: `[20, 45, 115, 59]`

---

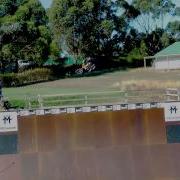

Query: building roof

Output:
[43, 58, 59, 66]
[64, 57, 75, 67]
[155, 42, 180, 57]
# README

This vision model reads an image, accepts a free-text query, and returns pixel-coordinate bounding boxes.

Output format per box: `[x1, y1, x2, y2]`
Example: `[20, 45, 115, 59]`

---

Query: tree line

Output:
[0, 0, 180, 73]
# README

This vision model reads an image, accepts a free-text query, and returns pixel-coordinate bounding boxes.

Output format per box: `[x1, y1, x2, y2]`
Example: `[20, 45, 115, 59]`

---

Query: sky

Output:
[40, 0, 180, 31]
[171, 0, 180, 6]
[40, 0, 180, 9]
[39, 0, 52, 9]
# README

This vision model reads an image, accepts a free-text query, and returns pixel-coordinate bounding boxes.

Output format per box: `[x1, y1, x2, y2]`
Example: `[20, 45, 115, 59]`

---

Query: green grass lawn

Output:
[3, 86, 125, 109]
[3, 68, 180, 108]
[3, 87, 86, 100]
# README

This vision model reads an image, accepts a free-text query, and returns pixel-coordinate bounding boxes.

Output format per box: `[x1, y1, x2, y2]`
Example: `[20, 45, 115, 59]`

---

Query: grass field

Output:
[3, 68, 180, 108]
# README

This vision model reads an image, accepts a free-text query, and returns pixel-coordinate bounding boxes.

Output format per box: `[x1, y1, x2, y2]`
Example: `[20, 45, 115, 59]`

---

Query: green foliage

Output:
[0, 68, 52, 87]
[9, 99, 26, 109]
[49, 40, 60, 60]
[132, 0, 175, 33]
[175, 7, 180, 16]
[126, 28, 175, 63]
[139, 40, 148, 57]
[0, 0, 178, 75]
[161, 32, 172, 47]
[167, 21, 180, 40]
[0, 73, 17, 87]
[133, 0, 175, 17]
[49, 0, 139, 61]
[0, 0, 50, 72]
[127, 48, 142, 63]
[126, 41, 148, 66]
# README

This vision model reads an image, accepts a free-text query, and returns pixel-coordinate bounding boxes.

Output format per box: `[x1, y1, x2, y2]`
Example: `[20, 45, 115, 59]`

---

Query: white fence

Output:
[19, 89, 169, 109]
[5, 88, 180, 109]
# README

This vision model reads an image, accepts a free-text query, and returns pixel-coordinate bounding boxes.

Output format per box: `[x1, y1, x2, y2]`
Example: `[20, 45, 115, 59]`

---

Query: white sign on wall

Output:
[98, 106, 106, 112]
[121, 104, 128, 110]
[106, 105, 113, 111]
[159, 102, 180, 122]
[19, 110, 30, 116]
[143, 103, 151, 109]
[51, 108, 60, 114]
[59, 108, 67, 113]
[67, 107, 75, 113]
[0, 112, 18, 132]
[128, 104, 136, 110]
[82, 107, 91, 112]
[36, 109, 45, 115]
[113, 104, 121, 111]
[75, 107, 83, 113]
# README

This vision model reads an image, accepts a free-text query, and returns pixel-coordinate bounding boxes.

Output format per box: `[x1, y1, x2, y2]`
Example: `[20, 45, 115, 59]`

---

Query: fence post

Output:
[24, 96, 27, 109]
[124, 92, 128, 103]
[144, 57, 146, 69]
[85, 95, 88, 105]
[38, 94, 43, 108]
[28, 96, 31, 109]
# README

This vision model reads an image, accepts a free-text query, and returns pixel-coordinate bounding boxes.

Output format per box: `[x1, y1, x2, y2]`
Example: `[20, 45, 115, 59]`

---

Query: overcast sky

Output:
[39, 0, 180, 9]
[39, 0, 52, 9]
[39, 0, 180, 30]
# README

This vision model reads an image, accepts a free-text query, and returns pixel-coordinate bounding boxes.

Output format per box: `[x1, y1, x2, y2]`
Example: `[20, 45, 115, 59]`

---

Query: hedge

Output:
[0, 68, 53, 87]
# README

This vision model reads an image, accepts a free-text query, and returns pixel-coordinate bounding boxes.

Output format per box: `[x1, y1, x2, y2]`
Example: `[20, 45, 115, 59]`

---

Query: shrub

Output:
[0, 68, 53, 87]
[0, 73, 17, 87]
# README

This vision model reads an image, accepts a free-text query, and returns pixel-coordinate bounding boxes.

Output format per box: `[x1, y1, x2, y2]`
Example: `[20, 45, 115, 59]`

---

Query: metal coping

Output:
[14, 101, 165, 117]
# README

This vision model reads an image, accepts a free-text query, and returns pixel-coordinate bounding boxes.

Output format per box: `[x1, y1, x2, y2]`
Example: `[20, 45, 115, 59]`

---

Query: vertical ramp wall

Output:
[3, 108, 180, 180]
[18, 109, 167, 153]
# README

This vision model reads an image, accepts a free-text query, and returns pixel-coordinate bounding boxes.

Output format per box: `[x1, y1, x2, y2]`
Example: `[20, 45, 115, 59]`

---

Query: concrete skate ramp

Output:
[2, 108, 180, 180]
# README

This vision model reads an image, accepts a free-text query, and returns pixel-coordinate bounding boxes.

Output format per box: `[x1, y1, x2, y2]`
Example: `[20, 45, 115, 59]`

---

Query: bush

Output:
[0, 73, 17, 87]
[0, 68, 53, 87]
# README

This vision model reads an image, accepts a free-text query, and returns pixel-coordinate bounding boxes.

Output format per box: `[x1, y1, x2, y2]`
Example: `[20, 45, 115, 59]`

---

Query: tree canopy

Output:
[132, 0, 175, 33]
[0, 0, 51, 72]
[49, 0, 140, 62]
[0, 0, 179, 74]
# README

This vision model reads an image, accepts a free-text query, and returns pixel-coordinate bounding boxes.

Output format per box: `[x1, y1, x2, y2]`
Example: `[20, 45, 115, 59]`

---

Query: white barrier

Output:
[159, 102, 180, 122]
[0, 112, 18, 132]
[1, 101, 180, 133]
[18, 101, 180, 123]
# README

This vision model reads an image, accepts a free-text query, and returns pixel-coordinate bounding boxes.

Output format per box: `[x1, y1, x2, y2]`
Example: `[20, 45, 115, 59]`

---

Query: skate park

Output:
[1, 0, 180, 178]
[0, 100, 180, 180]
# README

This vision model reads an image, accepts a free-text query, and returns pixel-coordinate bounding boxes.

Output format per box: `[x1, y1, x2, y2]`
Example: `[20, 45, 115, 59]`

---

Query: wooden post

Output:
[144, 57, 146, 69]
[167, 56, 169, 71]
[38, 95, 43, 108]
[28, 97, 31, 109]
[125, 92, 128, 103]
[85, 96, 88, 105]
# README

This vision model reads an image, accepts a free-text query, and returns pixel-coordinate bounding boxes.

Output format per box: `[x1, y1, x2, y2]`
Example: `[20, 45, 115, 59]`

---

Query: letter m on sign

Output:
[3, 116, 12, 124]
[170, 106, 178, 114]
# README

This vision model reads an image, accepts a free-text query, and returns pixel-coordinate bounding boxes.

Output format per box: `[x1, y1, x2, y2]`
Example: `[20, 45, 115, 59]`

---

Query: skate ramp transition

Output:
[1, 108, 180, 180]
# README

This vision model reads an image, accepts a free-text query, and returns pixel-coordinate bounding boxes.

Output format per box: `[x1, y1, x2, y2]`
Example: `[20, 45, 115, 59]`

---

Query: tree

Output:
[49, 0, 139, 63]
[0, 0, 51, 72]
[132, 0, 175, 34]
[49, 40, 60, 60]
[166, 21, 180, 40]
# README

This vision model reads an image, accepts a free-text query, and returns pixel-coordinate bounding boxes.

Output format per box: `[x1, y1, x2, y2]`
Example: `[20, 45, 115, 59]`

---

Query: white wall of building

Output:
[154, 59, 180, 70]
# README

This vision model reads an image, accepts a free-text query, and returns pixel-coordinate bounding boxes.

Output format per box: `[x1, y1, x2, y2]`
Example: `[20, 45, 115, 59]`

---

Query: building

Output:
[144, 42, 180, 70]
